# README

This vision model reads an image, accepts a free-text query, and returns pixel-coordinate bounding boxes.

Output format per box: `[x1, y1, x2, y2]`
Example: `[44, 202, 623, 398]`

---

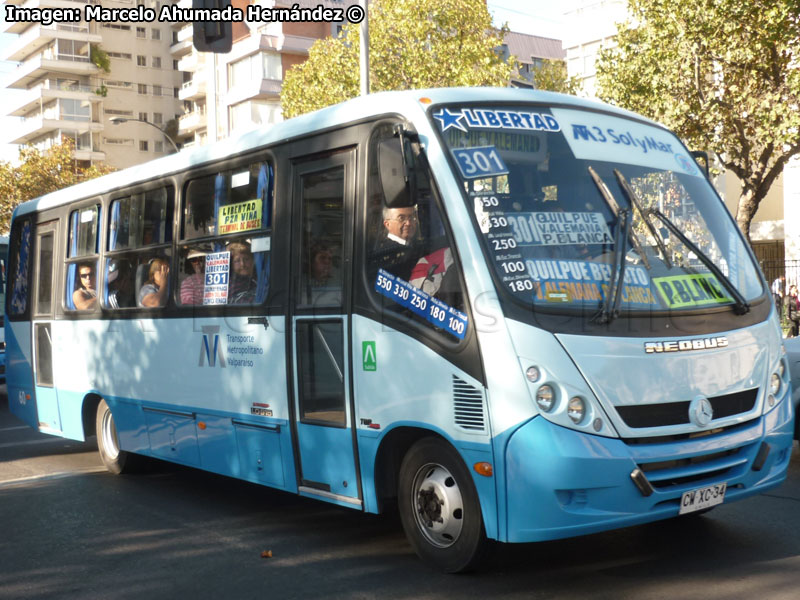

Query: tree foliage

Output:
[595, 0, 800, 240]
[281, 0, 515, 118]
[531, 59, 583, 95]
[0, 141, 113, 233]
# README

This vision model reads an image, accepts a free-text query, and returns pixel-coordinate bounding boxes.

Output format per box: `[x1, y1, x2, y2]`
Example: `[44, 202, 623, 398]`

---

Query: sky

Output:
[0, 1, 568, 162]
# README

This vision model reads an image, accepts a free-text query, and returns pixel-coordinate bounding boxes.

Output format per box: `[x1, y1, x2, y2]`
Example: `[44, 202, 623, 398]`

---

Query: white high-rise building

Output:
[2, 0, 184, 169]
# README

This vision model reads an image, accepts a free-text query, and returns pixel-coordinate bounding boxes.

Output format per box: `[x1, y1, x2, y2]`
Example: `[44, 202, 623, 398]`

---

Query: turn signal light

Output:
[197, 422, 207, 430]
[473, 462, 493, 477]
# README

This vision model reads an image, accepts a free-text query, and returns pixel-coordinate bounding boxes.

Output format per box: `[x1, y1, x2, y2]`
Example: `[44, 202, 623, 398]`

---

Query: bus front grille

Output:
[616, 388, 759, 429]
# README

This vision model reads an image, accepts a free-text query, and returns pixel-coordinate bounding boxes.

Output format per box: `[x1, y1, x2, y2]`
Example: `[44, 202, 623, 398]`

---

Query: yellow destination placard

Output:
[218, 200, 262, 235]
[653, 273, 733, 308]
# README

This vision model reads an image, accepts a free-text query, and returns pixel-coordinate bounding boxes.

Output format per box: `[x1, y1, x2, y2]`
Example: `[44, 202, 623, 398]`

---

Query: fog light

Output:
[778, 361, 785, 379]
[593, 418, 603, 432]
[526, 366, 541, 383]
[768, 394, 776, 407]
[536, 385, 555, 412]
[568, 397, 586, 424]
[770, 373, 781, 396]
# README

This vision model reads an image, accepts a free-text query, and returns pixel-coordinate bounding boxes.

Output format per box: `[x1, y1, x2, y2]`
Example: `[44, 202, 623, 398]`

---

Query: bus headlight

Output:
[526, 366, 541, 383]
[770, 372, 781, 396]
[536, 385, 555, 412]
[567, 397, 586, 424]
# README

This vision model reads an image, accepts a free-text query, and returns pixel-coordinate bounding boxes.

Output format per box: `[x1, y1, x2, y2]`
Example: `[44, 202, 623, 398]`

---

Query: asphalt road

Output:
[2, 389, 800, 600]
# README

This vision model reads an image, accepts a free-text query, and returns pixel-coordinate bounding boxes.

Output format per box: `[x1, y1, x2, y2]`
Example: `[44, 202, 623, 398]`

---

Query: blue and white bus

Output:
[5, 88, 793, 572]
[0, 235, 7, 382]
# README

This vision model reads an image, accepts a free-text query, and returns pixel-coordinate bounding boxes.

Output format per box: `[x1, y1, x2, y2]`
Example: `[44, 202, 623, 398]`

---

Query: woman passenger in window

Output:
[180, 249, 206, 305]
[139, 257, 169, 307]
[227, 241, 257, 304]
[73, 263, 98, 310]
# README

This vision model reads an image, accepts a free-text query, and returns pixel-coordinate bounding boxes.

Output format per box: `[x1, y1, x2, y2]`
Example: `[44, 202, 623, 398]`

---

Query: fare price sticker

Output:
[375, 269, 468, 340]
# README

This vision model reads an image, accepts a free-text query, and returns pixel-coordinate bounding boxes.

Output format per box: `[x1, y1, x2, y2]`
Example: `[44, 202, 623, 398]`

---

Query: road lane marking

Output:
[0, 467, 107, 488]
[0, 437, 84, 449]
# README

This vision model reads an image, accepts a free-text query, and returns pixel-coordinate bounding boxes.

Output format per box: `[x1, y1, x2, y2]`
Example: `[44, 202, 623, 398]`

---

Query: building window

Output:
[152, 56, 161, 69]
[228, 52, 282, 89]
[136, 27, 146, 38]
[153, 84, 162, 96]
[173, 60, 179, 70]
[105, 109, 134, 117]
[106, 80, 133, 89]
[154, 141, 164, 153]
[108, 52, 132, 60]
[151, 28, 161, 40]
[59, 99, 90, 122]
[138, 84, 147, 95]
[139, 112, 148, 122]
[153, 112, 163, 125]
[139, 140, 149, 152]
[137, 55, 146, 67]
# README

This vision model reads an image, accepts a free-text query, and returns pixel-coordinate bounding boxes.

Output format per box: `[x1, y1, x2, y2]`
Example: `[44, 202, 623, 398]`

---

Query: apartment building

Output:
[2, 0, 184, 169]
[171, 0, 342, 149]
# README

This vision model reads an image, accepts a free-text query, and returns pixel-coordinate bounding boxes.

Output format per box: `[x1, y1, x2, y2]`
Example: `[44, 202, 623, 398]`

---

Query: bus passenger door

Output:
[31, 220, 61, 433]
[289, 151, 361, 506]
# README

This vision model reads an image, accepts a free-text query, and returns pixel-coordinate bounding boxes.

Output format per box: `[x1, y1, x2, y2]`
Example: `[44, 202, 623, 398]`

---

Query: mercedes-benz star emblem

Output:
[689, 396, 714, 427]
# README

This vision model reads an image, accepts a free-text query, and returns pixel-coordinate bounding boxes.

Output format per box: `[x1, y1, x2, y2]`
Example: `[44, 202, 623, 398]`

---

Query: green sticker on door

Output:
[362, 341, 376, 371]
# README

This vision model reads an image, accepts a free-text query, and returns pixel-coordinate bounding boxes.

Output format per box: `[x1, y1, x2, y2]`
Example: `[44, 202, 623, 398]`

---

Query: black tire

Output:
[398, 437, 488, 573]
[96, 399, 137, 474]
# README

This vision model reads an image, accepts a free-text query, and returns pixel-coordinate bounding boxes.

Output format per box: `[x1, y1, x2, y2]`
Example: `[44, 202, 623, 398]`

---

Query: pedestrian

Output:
[786, 284, 800, 337]
[772, 274, 785, 315]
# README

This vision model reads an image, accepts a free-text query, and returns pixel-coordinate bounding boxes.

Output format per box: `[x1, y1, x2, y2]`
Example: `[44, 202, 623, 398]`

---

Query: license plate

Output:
[678, 482, 727, 515]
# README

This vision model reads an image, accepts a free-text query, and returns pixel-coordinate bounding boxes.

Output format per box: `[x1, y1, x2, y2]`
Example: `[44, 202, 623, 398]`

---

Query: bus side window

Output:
[178, 161, 272, 306]
[105, 187, 174, 310]
[65, 205, 100, 312]
[7, 219, 32, 317]
[364, 124, 468, 341]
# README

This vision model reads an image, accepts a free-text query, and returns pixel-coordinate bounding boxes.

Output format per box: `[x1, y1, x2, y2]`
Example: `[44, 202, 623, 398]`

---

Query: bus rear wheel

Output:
[398, 437, 488, 573]
[96, 399, 136, 474]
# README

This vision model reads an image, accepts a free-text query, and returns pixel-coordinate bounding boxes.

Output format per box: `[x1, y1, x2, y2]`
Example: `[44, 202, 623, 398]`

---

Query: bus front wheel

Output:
[398, 437, 488, 573]
[96, 399, 136, 474]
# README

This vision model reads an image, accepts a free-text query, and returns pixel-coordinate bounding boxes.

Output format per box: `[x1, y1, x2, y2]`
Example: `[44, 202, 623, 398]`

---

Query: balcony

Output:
[2, 24, 101, 62]
[73, 148, 106, 162]
[2, 0, 90, 34]
[170, 25, 193, 57]
[178, 78, 207, 101]
[7, 80, 102, 117]
[225, 78, 282, 106]
[178, 109, 207, 135]
[177, 52, 206, 73]
[4, 115, 103, 145]
[2, 54, 100, 90]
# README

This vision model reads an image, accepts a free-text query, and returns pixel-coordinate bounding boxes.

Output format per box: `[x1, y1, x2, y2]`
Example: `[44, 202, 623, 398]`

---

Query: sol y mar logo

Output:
[199, 325, 226, 368]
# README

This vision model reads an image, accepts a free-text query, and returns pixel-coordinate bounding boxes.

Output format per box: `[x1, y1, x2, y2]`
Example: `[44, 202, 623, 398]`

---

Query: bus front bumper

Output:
[502, 395, 794, 543]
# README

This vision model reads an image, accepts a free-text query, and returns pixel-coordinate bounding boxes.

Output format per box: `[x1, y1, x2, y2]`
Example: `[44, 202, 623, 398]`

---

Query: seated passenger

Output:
[107, 259, 135, 309]
[73, 263, 98, 311]
[307, 242, 341, 305]
[228, 241, 257, 304]
[138, 257, 169, 308]
[180, 249, 206, 305]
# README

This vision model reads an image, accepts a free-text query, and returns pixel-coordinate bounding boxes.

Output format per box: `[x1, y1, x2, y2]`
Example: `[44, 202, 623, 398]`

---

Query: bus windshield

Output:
[433, 104, 763, 318]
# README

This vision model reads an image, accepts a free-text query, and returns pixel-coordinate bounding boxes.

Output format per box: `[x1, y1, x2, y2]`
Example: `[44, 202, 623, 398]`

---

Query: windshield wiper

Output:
[613, 170, 672, 270]
[647, 209, 750, 315]
[593, 207, 630, 324]
[587, 167, 650, 270]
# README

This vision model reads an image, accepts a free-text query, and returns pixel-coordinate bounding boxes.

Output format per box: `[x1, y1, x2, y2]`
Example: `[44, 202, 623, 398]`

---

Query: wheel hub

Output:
[412, 463, 464, 548]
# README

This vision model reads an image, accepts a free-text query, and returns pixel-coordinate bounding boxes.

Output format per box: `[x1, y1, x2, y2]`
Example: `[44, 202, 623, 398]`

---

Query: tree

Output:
[531, 59, 583, 95]
[281, 0, 515, 118]
[595, 0, 800, 241]
[0, 141, 113, 233]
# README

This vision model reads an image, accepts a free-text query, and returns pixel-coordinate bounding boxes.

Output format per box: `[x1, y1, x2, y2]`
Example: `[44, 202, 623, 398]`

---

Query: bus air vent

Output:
[452, 376, 486, 433]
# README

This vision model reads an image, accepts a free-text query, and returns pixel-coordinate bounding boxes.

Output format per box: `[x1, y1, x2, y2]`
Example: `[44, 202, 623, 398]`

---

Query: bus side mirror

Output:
[192, 0, 232, 53]
[691, 150, 710, 180]
[378, 137, 416, 208]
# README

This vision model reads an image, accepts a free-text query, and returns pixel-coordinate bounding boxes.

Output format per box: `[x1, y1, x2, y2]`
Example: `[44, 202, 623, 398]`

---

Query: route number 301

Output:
[452, 146, 509, 179]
